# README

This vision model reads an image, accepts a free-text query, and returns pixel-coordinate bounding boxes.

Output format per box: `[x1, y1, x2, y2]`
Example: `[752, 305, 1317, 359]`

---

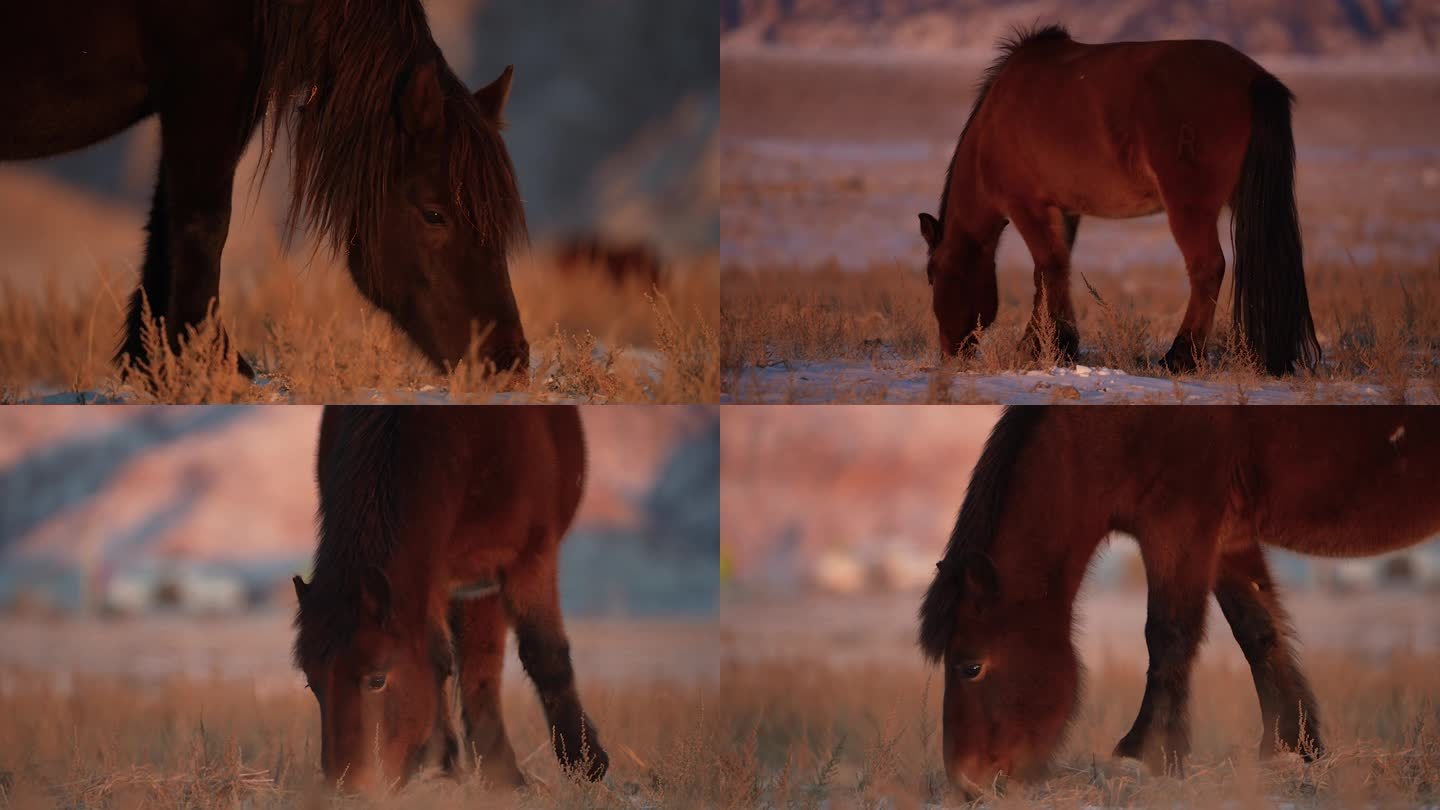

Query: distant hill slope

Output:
[721, 0, 1440, 57]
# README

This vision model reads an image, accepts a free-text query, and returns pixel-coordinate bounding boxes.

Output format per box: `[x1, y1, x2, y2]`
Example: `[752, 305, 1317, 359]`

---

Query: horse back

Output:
[975, 37, 1268, 216]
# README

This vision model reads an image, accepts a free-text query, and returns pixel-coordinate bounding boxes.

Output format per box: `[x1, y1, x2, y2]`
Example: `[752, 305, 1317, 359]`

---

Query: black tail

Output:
[1230, 73, 1320, 376]
[117, 161, 171, 369]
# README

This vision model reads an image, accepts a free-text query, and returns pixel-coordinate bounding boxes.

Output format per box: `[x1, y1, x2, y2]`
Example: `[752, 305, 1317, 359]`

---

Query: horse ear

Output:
[918, 213, 940, 250]
[292, 575, 309, 604]
[401, 60, 446, 135]
[361, 567, 392, 626]
[474, 65, 514, 124]
[960, 551, 999, 604]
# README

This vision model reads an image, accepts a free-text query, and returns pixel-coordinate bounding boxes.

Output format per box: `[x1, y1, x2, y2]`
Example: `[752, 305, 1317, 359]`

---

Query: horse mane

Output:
[932, 23, 1071, 248]
[917, 406, 1047, 660]
[295, 407, 403, 672]
[252, 0, 526, 272]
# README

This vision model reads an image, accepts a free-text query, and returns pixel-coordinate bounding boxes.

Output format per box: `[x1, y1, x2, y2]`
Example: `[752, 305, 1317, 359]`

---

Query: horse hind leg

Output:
[450, 594, 526, 788]
[502, 534, 608, 781]
[1214, 542, 1322, 760]
[1063, 213, 1081, 252]
[1160, 203, 1226, 374]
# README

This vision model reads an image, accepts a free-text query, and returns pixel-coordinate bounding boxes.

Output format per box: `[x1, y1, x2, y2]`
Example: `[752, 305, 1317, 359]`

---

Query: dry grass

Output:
[0, 670, 721, 809]
[718, 651, 1440, 808]
[0, 251, 719, 404]
[720, 259, 1440, 403]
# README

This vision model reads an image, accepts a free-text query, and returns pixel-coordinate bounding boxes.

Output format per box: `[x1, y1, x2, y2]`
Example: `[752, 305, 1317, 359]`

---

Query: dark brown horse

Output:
[553, 234, 666, 290]
[3, 1, 528, 379]
[292, 406, 606, 793]
[919, 406, 1440, 791]
[918, 25, 1320, 376]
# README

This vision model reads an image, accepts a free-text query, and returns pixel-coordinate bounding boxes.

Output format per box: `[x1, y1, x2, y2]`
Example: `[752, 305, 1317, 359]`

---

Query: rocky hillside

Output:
[721, 0, 1440, 57]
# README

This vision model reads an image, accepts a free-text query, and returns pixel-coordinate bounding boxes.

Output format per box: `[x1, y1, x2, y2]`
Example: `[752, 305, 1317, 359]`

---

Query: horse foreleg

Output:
[1009, 207, 1079, 361]
[1160, 204, 1226, 373]
[1115, 530, 1220, 775]
[502, 534, 608, 781]
[143, 108, 253, 378]
[451, 594, 526, 788]
[1214, 542, 1323, 760]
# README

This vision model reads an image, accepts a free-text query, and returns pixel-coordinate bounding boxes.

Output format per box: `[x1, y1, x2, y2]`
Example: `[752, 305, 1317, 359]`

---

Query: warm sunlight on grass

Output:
[0, 250, 719, 404]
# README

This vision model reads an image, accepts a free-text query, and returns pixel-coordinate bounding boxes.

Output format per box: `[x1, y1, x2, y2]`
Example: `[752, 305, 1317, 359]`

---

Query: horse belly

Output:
[0, 5, 150, 159]
[1246, 411, 1440, 559]
[1067, 184, 1164, 220]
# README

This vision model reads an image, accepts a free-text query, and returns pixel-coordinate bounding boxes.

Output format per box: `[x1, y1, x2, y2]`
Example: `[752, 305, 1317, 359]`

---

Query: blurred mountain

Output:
[0, 406, 716, 616]
[721, 0, 1440, 58]
[721, 406, 999, 582]
[643, 412, 720, 555]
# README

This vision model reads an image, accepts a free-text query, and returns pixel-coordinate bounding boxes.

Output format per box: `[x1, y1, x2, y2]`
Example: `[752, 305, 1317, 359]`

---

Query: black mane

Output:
[294, 407, 403, 671]
[917, 406, 1047, 660]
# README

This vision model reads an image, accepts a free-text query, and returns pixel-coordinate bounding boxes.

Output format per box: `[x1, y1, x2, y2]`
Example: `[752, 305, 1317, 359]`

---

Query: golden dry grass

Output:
[720, 260, 1440, 403]
[0, 251, 719, 404]
[0, 669, 723, 809]
[719, 651, 1440, 808]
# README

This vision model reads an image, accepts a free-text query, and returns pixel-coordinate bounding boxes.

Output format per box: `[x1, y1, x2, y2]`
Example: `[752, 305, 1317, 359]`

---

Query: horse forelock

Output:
[934, 23, 1071, 245]
[917, 406, 1047, 660]
[254, 0, 525, 274]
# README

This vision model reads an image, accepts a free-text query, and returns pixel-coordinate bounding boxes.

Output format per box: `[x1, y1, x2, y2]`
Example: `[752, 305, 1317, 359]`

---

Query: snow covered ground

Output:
[725, 362, 1440, 404]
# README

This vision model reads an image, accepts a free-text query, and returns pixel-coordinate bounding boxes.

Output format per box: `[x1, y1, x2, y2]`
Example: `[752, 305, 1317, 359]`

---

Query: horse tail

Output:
[917, 406, 1045, 661]
[117, 161, 171, 369]
[1229, 72, 1320, 376]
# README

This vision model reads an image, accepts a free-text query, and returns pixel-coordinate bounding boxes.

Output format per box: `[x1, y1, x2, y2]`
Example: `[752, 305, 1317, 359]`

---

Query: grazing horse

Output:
[918, 406, 1440, 791]
[553, 234, 666, 290]
[2, 1, 529, 379]
[918, 25, 1320, 376]
[292, 407, 607, 792]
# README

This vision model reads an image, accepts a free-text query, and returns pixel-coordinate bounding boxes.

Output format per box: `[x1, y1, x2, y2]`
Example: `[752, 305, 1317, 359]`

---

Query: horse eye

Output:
[957, 662, 985, 681]
[422, 209, 445, 226]
[367, 674, 387, 691]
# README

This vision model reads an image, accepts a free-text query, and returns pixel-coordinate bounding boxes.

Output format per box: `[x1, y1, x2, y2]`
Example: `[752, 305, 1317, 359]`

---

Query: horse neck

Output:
[987, 438, 1110, 614]
[381, 541, 448, 634]
[940, 138, 1005, 248]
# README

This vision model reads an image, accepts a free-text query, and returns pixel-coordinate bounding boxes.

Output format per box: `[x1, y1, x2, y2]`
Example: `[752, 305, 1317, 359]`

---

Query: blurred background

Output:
[0, 405, 718, 686]
[721, 406, 1440, 666]
[1, 0, 716, 292]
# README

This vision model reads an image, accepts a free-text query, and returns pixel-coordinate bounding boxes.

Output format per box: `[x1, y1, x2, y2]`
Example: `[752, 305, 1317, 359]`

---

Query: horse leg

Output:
[1160, 204, 1226, 373]
[135, 110, 253, 378]
[1063, 213, 1081, 253]
[502, 536, 608, 780]
[1114, 529, 1220, 775]
[1214, 541, 1323, 760]
[1009, 206, 1079, 361]
[119, 163, 173, 371]
[451, 594, 526, 788]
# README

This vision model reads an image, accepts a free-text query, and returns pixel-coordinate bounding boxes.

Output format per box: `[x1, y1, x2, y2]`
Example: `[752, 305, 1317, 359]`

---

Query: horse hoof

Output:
[1111, 735, 1144, 762]
[236, 352, 256, 380]
[585, 748, 610, 781]
[1160, 348, 1197, 374]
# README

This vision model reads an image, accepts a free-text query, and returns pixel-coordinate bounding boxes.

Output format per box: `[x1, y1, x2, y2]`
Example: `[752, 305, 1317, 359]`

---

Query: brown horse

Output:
[919, 406, 1440, 791]
[553, 234, 667, 290]
[918, 25, 1320, 376]
[3, 1, 528, 379]
[292, 406, 606, 793]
